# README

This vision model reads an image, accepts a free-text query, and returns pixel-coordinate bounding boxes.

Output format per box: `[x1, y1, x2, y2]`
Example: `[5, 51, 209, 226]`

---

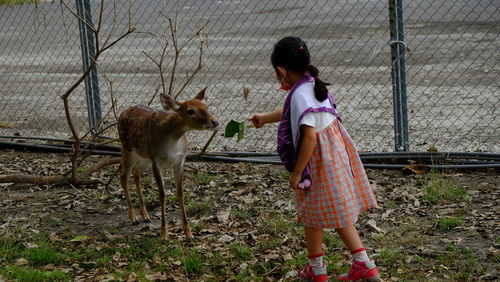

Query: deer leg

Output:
[133, 165, 151, 223]
[119, 151, 139, 225]
[152, 161, 167, 239]
[173, 161, 193, 239]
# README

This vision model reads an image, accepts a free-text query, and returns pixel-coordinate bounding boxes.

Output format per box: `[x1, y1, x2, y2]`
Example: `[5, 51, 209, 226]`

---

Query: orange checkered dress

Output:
[294, 119, 378, 229]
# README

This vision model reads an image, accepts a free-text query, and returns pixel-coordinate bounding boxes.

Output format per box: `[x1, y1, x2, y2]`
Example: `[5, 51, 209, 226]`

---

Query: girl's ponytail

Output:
[307, 64, 329, 102]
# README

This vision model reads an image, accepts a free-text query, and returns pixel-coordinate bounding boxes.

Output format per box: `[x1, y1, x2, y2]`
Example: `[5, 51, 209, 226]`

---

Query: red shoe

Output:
[299, 263, 328, 282]
[337, 260, 380, 281]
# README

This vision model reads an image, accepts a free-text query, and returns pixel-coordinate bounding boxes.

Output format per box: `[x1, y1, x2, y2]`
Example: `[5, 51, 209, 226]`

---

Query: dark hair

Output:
[271, 37, 329, 101]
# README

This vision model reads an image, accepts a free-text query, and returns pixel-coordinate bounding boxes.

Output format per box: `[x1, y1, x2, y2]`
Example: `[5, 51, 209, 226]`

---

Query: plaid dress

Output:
[295, 119, 378, 229]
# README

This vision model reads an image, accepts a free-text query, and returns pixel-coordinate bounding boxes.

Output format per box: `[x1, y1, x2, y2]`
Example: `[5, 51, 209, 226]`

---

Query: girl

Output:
[249, 37, 380, 281]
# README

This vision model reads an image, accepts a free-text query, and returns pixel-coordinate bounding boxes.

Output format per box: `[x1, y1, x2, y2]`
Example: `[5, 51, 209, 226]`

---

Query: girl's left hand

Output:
[288, 171, 301, 189]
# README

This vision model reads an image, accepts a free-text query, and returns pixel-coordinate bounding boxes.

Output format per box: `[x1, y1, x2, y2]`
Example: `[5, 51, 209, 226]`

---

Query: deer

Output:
[117, 88, 218, 239]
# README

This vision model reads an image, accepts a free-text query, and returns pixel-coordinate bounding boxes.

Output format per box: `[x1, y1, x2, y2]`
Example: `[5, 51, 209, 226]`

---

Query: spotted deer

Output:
[117, 88, 218, 239]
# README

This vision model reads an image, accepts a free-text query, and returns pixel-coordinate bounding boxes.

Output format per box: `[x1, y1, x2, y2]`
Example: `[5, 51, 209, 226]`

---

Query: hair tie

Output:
[307, 63, 312, 67]
[298, 46, 304, 50]
[314, 76, 319, 79]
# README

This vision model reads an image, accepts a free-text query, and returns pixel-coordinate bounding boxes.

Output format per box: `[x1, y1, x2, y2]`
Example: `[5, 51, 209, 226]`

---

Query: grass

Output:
[436, 216, 465, 231]
[419, 172, 468, 204]
[229, 242, 254, 260]
[0, 266, 70, 282]
[192, 171, 214, 185]
[0, 0, 36, 5]
[23, 243, 63, 266]
[184, 251, 204, 274]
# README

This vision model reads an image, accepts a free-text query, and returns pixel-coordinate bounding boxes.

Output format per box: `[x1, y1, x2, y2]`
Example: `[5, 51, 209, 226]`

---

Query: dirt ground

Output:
[0, 149, 499, 281]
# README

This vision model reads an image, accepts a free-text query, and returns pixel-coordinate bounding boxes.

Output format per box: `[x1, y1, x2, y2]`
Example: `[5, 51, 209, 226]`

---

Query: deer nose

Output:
[211, 120, 219, 128]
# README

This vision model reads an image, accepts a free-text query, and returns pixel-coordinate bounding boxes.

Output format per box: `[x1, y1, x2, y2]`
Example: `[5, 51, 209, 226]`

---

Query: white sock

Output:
[308, 254, 326, 275]
[352, 249, 370, 262]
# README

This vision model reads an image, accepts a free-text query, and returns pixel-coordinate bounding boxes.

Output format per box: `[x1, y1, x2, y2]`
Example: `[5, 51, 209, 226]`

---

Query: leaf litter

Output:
[0, 149, 498, 281]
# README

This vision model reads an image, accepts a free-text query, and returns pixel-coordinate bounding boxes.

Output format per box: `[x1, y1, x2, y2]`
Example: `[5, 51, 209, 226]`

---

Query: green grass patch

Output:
[184, 251, 204, 274]
[0, 0, 36, 5]
[229, 243, 253, 260]
[0, 237, 24, 261]
[323, 231, 344, 250]
[256, 238, 281, 251]
[231, 208, 252, 220]
[0, 266, 70, 282]
[23, 243, 64, 266]
[258, 212, 295, 236]
[186, 200, 212, 217]
[436, 216, 465, 231]
[420, 173, 468, 204]
[192, 171, 214, 185]
[375, 248, 406, 274]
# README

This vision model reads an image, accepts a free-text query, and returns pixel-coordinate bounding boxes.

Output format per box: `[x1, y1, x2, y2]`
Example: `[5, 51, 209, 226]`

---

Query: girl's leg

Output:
[336, 224, 380, 281]
[300, 227, 328, 281]
[334, 224, 363, 251]
[304, 226, 323, 255]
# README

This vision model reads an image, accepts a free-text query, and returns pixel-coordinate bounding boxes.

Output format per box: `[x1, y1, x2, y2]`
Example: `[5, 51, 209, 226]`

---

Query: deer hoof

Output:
[143, 218, 152, 224]
[132, 220, 141, 226]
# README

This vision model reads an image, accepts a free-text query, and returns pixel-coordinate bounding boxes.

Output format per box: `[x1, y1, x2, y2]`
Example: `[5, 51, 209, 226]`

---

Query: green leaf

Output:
[224, 120, 245, 142]
[69, 235, 89, 242]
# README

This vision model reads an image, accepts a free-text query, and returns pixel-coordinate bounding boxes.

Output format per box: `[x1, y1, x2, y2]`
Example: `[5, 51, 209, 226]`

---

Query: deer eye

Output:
[187, 109, 196, 116]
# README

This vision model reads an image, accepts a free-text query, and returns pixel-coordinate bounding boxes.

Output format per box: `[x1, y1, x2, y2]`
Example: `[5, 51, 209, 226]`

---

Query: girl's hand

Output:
[288, 171, 301, 189]
[248, 114, 266, 128]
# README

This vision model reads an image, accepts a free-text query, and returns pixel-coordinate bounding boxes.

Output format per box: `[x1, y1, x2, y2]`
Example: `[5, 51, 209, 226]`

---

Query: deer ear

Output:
[194, 88, 207, 101]
[160, 94, 179, 111]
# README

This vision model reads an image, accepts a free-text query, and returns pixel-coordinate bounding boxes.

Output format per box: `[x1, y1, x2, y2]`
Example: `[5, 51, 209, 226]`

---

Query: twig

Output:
[174, 38, 204, 99]
[147, 83, 163, 106]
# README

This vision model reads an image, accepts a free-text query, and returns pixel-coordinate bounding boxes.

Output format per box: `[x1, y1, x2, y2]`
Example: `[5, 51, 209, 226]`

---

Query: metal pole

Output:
[389, 0, 409, 151]
[76, 0, 102, 135]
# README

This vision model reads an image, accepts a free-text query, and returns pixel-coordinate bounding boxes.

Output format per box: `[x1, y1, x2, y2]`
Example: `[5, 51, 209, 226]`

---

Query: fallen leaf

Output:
[15, 258, 28, 265]
[127, 272, 138, 282]
[217, 208, 231, 224]
[366, 219, 386, 234]
[146, 273, 168, 281]
[243, 87, 250, 100]
[218, 235, 235, 243]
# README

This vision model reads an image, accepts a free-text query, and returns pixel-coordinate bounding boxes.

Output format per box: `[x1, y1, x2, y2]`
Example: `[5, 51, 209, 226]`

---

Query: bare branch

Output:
[147, 83, 162, 106]
[165, 16, 179, 97]
[100, 27, 136, 54]
[142, 40, 168, 93]
[102, 72, 119, 122]
[201, 129, 218, 153]
[179, 21, 208, 52]
[59, 0, 96, 33]
[80, 157, 121, 179]
[174, 39, 204, 99]
[0, 174, 68, 185]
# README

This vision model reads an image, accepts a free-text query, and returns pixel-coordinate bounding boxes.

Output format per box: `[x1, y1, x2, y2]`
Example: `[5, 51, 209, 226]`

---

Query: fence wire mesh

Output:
[0, 0, 498, 153]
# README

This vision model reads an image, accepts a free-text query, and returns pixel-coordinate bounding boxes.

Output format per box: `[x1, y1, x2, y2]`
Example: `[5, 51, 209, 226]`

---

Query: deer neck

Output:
[157, 111, 189, 140]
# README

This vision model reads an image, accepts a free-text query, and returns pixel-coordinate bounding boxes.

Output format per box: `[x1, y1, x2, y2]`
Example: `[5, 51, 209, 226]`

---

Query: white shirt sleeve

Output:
[299, 111, 336, 132]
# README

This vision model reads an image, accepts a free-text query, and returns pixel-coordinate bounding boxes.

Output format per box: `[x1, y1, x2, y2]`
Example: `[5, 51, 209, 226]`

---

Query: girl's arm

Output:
[289, 125, 316, 189]
[249, 108, 282, 128]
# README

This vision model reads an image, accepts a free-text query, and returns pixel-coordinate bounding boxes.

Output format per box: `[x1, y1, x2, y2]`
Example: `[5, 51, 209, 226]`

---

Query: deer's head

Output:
[160, 88, 219, 130]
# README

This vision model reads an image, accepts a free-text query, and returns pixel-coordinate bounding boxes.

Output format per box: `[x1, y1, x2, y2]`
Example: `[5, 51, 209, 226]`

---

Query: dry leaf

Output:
[366, 219, 386, 234]
[15, 258, 28, 265]
[217, 208, 231, 224]
[402, 163, 429, 174]
[243, 87, 250, 100]
[127, 272, 138, 282]
[218, 234, 235, 243]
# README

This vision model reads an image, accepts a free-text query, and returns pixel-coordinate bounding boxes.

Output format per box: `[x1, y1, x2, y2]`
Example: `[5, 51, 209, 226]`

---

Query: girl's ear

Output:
[276, 66, 287, 79]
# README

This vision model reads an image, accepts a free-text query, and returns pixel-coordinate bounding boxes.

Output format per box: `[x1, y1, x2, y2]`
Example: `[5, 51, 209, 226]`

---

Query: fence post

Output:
[75, 0, 102, 135]
[388, 0, 409, 151]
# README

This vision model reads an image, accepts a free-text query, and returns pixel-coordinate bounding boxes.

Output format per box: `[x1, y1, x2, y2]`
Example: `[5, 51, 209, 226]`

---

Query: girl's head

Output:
[271, 37, 329, 101]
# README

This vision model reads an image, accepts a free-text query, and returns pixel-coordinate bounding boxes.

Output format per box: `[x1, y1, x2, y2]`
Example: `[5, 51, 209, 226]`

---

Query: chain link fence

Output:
[0, 0, 498, 153]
